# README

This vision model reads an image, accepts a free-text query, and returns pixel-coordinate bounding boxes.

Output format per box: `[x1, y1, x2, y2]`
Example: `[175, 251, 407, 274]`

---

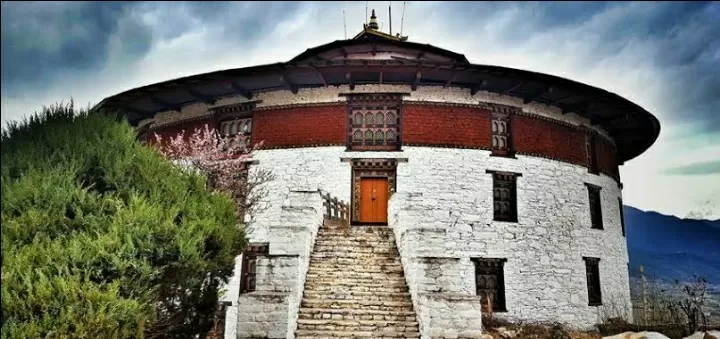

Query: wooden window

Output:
[487, 170, 521, 222]
[583, 257, 602, 306]
[585, 183, 603, 229]
[586, 133, 599, 174]
[220, 117, 252, 142]
[618, 198, 626, 237]
[491, 112, 514, 157]
[346, 94, 403, 151]
[473, 258, 507, 312]
[239, 243, 268, 294]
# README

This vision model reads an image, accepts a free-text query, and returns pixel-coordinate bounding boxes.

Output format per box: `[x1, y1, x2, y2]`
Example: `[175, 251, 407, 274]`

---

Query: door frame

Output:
[349, 158, 399, 225]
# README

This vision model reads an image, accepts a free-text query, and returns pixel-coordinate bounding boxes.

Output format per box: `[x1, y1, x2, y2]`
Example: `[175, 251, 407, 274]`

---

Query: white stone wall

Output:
[227, 189, 324, 339]
[386, 147, 631, 332]
[229, 145, 630, 338]
[146, 84, 613, 141]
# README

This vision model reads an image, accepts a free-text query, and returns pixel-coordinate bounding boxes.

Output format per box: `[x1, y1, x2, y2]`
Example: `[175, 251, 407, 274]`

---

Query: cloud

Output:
[0, 1, 718, 218]
[0, 2, 151, 97]
[665, 160, 720, 176]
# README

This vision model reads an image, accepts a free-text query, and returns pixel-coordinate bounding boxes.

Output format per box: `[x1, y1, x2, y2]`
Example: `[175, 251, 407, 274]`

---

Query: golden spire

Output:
[368, 9, 379, 30]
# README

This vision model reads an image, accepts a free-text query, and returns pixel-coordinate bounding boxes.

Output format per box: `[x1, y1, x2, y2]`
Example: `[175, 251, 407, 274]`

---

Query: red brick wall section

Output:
[141, 104, 620, 181]
[403, 105, 492, 148]
[252, 105, 346, 148]
[512, 115, 587, 165]
[596, 136, 620, 179]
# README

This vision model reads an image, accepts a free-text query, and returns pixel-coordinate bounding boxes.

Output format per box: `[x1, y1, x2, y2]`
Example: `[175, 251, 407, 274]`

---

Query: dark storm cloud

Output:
[0, 1, 152, 96]
[665, 160, 720, 176]
[0, 1, 306, 97]
[435, 1, 720, 136]
[1, 1, 718, 135]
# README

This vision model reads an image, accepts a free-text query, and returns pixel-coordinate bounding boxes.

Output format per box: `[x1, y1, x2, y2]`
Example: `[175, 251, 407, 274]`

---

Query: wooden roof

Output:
[95, 31, 660, 163]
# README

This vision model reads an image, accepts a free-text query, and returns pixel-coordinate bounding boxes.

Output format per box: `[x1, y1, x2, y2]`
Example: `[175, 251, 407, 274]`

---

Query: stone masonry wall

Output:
[388, 147, 631, 333]
[227, 146, 631, 338]
[228, 189, 324, 339]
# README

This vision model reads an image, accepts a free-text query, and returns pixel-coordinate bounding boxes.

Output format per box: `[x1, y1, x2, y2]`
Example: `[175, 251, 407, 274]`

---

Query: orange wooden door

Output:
[359, 177, 389, 223]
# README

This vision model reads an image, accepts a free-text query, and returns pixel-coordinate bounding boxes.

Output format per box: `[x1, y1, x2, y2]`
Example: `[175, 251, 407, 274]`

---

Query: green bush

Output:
[1, 102, 246, 338]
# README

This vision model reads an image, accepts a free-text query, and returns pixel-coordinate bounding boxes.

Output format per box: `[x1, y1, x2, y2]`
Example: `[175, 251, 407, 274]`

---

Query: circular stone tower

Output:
[98, 16, 659, 339]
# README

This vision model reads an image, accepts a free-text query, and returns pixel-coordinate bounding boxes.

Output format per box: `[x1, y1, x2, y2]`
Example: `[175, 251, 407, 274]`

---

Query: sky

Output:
[1, 1, 719, 219]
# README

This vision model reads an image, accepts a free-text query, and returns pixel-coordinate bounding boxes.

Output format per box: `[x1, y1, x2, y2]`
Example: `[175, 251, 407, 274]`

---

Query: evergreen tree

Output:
[1, 102, 246, 338]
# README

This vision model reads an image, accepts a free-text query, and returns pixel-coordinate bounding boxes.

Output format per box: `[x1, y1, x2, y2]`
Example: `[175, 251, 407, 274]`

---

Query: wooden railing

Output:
[321, 192, 350, 225]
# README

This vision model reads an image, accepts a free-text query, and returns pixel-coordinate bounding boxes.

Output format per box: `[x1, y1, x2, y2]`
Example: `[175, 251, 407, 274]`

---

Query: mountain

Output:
[624, 205, 720, 284]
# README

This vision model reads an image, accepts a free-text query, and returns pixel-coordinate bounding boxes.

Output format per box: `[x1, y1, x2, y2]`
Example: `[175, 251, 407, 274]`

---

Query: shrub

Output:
[1, 102, 246, 338]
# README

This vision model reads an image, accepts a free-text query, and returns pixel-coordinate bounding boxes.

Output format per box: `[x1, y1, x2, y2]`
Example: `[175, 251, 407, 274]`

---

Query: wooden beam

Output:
[411, 71, 422, 91]
[314, 67, 327, 86]
[371, 43, 377, 56]
[503, 82, 523, 95]
[150, 96, 181, 112]
[280, 74, 298, 94]
[523, 87, 553, 104]
[187, 89, 216, 105]
[379, 71, 383, 84]
[229, 81, 253, 99]
[116, 105, 155, 120]
[444, 72, 459, 88]
[470, 80, 488, 96]
[346, 72, 354, 90]
[561, 102, 589, 115]
[548, 93, 576, 105]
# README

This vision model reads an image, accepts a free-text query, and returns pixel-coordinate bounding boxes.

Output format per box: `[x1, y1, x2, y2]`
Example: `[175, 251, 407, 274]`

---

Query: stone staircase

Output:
[295, 220, 420, 339]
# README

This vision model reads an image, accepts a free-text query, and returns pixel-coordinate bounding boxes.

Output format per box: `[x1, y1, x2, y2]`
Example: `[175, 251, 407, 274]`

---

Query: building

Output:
[98, 11, 660, 339]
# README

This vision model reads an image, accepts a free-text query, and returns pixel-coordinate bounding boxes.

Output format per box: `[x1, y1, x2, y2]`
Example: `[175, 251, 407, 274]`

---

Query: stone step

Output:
[296, 318, 419, 332]
[307, 265, 405, 274]
[311, 252, 400, 260]
[305, 275, 408, 286]
[309, 257, 403, 266]
[303, 291, 410, 303]
[313, 245, 399, 255]
[304, 283, 409, 293]
[312, 244, 397, 251]
[298, 307, 416, 322]
[295, 329, 420, 339]
[318, 229, 395, 237]
[306, 272, 406, 282]
[314, 238, 396, 245]
[301, 298, 414, 311]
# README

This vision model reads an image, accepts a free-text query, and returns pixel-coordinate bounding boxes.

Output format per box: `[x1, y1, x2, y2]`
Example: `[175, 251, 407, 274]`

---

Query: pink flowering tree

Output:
[153, 124, 273, 221]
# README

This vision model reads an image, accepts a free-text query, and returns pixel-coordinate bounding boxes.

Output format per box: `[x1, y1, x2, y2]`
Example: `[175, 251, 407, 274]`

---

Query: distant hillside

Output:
[625, 205, 720, 284]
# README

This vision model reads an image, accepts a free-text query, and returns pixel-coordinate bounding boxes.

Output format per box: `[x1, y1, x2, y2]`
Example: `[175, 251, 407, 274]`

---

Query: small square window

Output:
[240, 243, 268, 294]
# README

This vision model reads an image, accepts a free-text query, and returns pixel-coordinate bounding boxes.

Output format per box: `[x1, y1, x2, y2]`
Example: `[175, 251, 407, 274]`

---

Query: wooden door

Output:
[359, 177, 389, 223]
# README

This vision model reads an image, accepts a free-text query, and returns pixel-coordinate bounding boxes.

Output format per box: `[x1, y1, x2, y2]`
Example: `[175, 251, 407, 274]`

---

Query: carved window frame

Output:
[487, 170, 522, 222]
[583, 257, 602, 306]
[344, 93, 404, 151]
[586, 132, 599, 175]
[585, 183, 603, 230]
[348, 158, 400, 224]
[210, 101, 258, 148]
[239, 243, 269, 294]
[472, 258, 508, 312]
[480, 103, 519, 158]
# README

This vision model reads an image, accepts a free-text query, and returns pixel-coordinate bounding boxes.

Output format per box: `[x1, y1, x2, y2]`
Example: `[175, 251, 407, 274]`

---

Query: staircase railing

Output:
[321, 192, 350, 226]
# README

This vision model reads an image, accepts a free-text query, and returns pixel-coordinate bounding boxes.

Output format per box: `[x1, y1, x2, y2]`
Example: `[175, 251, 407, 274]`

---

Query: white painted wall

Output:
[223, 145, 631, 338]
